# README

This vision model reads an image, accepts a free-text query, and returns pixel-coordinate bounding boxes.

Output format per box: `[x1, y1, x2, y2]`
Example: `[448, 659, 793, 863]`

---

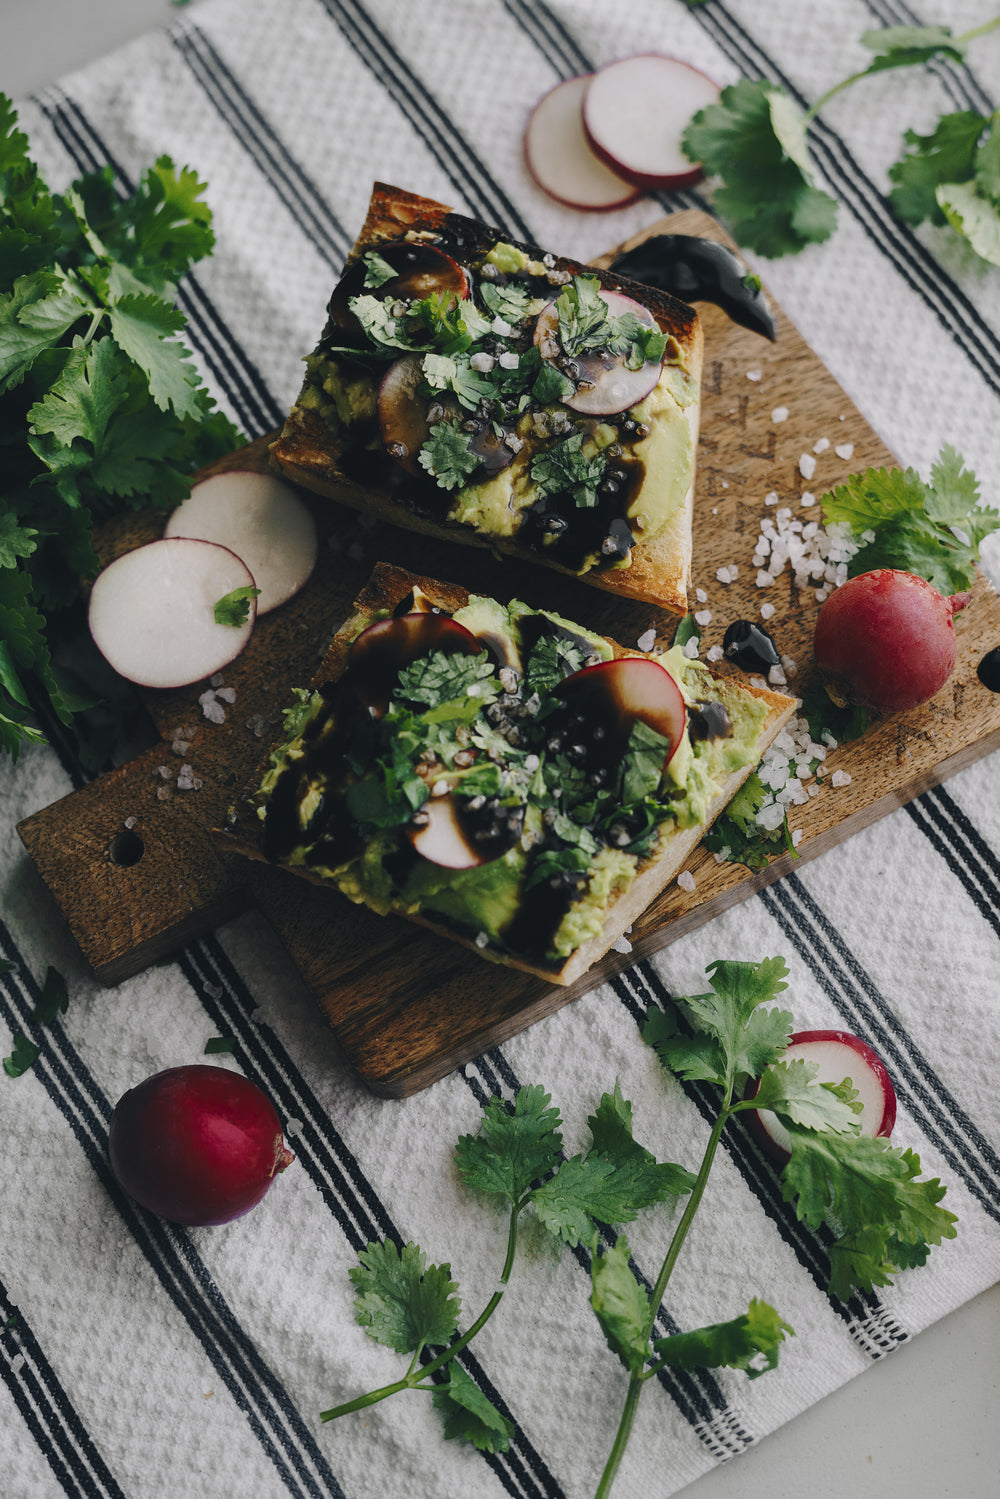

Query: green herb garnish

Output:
[820, 445, 999, 594]
[214, 586, 260, 627]
[679, 18, 1000, 260]
[0, 94, 241, 759]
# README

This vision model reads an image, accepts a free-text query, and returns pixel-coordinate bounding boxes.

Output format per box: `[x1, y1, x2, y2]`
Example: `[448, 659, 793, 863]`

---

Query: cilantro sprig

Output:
[3, 964, 67, 1077]
[680, 18, 1000, 260]
[820, 444, 999, 594]
[0, 94, 241, 759]
[320, 1082, 691, 1448]
[321, 958, 956, 1495]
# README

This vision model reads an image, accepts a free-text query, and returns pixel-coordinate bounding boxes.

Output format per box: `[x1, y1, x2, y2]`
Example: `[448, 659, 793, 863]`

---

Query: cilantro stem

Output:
[804, 16, 1000, 124]
[319, 1203, 522, 1424]
[957, 15, 1000, 44]
[594, 1098, 732, 1499]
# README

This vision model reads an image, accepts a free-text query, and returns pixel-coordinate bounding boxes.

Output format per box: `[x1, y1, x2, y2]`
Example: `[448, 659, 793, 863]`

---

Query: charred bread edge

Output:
[218, 562, 797, 988]
[270, 182, 703, 616]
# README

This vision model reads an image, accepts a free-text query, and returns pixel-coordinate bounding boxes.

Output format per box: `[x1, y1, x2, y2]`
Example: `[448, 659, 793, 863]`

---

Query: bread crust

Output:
[220, 562, 796, 986]
[270, 183, 703, 616]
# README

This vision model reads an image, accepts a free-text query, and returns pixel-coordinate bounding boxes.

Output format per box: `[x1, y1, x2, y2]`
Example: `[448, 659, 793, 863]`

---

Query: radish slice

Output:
[163, 471, 317, 614]
[583, 54, 720, 192]
[524, 75, 643, 212]
[556, 656, 686, 768]
[534, 289, 663, 415]
[407, 791, 525, 869]
[747, 1030, 898, 1162]
[88, 538, 257, 689]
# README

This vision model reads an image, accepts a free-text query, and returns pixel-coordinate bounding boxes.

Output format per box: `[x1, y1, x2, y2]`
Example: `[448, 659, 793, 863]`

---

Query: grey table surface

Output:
[2, 2, 998, 1496]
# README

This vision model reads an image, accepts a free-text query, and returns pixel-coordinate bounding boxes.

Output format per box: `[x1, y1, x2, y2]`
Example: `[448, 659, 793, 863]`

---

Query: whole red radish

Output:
[813, 568, 969, 714]
[747, 1030, 897, 1164]
[109, 1065, 295, 1226]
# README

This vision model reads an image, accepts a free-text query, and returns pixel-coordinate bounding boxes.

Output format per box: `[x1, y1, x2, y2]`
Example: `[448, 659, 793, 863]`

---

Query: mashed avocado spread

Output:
[255, 595, 769, 967]
[293, 235, 697, 577]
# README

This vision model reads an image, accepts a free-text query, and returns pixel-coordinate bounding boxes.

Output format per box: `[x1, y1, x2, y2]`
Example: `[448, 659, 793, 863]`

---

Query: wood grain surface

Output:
[17, 211, 1000, 1093]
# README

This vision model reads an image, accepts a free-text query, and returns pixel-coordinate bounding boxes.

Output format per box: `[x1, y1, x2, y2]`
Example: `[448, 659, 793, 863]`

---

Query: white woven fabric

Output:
[2, 3, 1000, 1497]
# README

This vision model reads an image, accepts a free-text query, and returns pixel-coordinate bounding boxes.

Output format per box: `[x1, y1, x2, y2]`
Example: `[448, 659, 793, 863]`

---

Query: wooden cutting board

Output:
[17, 211, 1000, 1096]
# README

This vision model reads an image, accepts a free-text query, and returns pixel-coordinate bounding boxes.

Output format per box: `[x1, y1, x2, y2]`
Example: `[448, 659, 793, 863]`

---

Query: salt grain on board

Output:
[835, 443, 855, 460]
[746, 369, 762, 382]
[772, 407, 788, 422]
[677, 870, 696, 892]
[813, 437, 830, 453]
[799, 453, 817, 480]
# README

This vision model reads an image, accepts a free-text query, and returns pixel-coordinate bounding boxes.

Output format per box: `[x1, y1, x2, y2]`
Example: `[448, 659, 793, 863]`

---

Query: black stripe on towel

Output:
[171, 22, 352, 270]
[178, 936, 563, 1499]
[314, 0, 535, 237]
[0, 938, 346, 1499]
[0, 1280, 127, 1499]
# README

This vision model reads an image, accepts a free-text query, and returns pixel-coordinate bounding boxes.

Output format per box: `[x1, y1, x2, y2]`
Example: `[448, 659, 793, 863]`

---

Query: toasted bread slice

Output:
[271, 183, 702, 616]
[219, 563, 795, 987]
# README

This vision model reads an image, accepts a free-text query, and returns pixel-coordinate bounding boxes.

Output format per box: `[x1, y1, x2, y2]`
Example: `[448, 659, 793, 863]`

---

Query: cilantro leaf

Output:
[937, 179, 1000, 267]
[530, 433, 605, 509]
[741, 1058, 863, 1135]
[33, 965, 68, 1025]
[362, 250, 398, 289]
[3, 1034, 39, 1077]
[645, 959, 792, 1095]
[682, 80, 838, 257]
[349, 1240, 461, 1354]
[888, 111, 986, 226]
[554, 275, 613, 357]
[204, 1036, 235, 1054]
[859, 24, 967, 71]
[432, 1362, 514, 1453]
[214, 585, 259, 627]
[820, 449, 999, 592]
[421, 351, 494, 411]
[107, 293, 201, 419]
[781, 1130, 958, 1297]
[0, 513, 36, 568]
[589, 1236, 650, 1374]
[393, 648, 496, 712]
[456, 1084, 563, 1205]
[652, 1298, 792, 1378]
[622, 718, 673, 805]
[418, 422, 479, 490]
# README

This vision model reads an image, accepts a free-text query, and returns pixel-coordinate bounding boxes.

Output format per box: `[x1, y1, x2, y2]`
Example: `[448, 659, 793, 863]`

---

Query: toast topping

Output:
[293, 236, 697, 577]
[253, 593, 771, 967]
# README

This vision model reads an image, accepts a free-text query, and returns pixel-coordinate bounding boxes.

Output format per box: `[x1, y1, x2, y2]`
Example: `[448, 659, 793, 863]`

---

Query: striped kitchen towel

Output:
[2, 2, 999, 1497]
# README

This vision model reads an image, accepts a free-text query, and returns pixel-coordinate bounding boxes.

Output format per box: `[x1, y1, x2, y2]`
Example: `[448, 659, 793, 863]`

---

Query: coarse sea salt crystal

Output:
[498, 350, 520, 369]
[757, 570, 774, 588]
[746, 369, 762, 382]
[772, 407, 788, 423]
[799, 453, 817, 480]
[612, 934, 633, 954]
[813, 437, 830, 453]
[694, 609, 712, 626]
[764, 490, 778, 505]
[636, 628, 656, 652]
[695, 587, 708, 603]
[760, 601, 776, 620]
[835, 443, 854, 460]
[831, 769, 852, 787]
[800, 491, 815, 507]
[677, 870, 696, 892]
[683, 637, 700, 659]
[706, 644, 724, 663]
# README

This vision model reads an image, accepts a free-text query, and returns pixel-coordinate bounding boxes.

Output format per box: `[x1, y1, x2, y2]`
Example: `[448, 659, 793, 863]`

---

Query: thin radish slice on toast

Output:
[534, 289, 663, 415]
[582, 54, 720, 192]
[88, 537, 257, 689]
[747, 1030, 898, 1162]
[163, 471, 317, 614]
[524, 74, 643, 212]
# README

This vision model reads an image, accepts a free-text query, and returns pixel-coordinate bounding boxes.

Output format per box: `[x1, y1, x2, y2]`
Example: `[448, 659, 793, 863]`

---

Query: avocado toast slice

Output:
[271, 183, 702, 616]
[218, 563, 795, 986]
